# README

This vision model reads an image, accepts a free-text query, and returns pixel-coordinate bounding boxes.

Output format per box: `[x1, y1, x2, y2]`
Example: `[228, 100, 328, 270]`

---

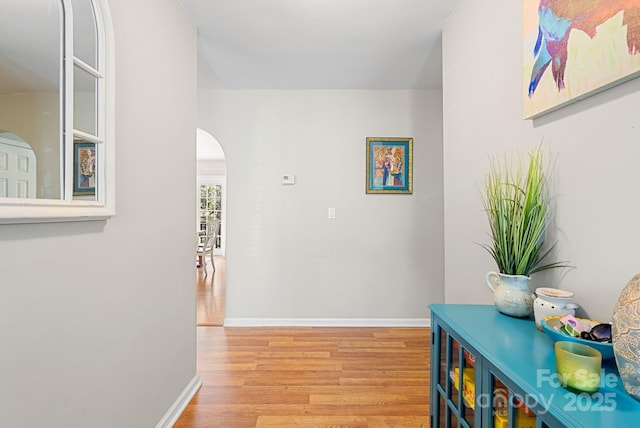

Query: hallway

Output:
[187, 256, 430, 427]
[197, 255, 226, 326]
[175, 326, 430, 427]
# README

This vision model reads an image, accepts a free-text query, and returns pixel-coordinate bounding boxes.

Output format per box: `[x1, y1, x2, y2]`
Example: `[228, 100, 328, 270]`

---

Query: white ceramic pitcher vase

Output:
[485, 271, 533, 318]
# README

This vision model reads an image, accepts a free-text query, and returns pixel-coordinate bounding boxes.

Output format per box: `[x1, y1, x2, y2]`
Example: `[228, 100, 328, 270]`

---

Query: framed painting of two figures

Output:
[365, 137, 413, 194]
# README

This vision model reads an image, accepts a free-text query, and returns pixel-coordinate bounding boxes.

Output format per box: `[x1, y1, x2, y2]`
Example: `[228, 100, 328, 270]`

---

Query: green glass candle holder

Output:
[555, 341, 602, 393]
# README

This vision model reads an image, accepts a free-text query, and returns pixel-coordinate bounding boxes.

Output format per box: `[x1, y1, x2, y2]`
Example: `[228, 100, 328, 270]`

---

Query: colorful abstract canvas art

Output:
[524, 0, 640, 119]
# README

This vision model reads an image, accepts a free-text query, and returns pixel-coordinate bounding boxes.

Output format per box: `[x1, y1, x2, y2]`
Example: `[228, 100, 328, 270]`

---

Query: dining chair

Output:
[196, 218, 220, 276]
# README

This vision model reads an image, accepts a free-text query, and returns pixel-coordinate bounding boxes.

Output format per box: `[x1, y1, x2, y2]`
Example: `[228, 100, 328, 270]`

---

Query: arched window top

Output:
[0, 0, 115, 224]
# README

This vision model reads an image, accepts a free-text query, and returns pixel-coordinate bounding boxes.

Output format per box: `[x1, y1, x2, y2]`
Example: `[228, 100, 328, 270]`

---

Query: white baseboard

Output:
[156, 374, 202, 428]
[223, 318, 431, 327]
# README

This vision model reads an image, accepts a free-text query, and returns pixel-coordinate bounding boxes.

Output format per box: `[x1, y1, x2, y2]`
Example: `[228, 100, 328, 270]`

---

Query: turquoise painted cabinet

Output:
[429, 304, 640, 428]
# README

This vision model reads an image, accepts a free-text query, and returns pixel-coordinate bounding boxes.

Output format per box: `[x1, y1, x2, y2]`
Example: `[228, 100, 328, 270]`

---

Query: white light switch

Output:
[282, 174, 296, 185]
[328, 207, 336, 219]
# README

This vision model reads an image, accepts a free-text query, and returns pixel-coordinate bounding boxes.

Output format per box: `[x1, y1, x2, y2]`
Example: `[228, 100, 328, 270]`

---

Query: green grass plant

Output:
[480, 149, 567, 277]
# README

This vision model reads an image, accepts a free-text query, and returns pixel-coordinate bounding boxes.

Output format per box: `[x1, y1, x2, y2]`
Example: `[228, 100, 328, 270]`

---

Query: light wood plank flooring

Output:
[197, 255, 226, 326]
[175, 326, 430, 427]
[189, 256, 430, 427]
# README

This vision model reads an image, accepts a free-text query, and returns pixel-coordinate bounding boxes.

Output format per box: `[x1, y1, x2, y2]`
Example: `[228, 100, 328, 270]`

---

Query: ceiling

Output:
[180, 0, 460, 90]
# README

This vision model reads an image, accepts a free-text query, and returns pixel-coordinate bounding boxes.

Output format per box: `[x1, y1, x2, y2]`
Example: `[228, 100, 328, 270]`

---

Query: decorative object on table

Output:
[365, 137, 412, 194]
[541, 316, 614, 360]
[582, 323, 612, 342]
[557, 315, 586, 337]
[480, 148, 570, 317]
[523, 1, 640, 119]
[554, 341, 602, 393]
[533, 287, 578, 330]
[611, 273, 640, 401]
[485, 271, 534, 318]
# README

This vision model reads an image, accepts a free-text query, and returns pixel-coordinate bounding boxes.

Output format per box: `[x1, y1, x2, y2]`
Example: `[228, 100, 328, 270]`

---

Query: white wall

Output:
[0, 0, 198, 426]
[197, 159, 226, 176]
[443, 0, 640, 322]
[198, 89, 444, 324]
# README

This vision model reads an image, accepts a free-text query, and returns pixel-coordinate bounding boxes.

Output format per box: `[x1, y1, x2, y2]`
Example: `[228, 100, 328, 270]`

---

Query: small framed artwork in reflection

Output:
[73, 142, 96, 196]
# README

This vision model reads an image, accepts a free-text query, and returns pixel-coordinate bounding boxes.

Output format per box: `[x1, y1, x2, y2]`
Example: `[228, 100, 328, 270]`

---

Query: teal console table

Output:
[429, 304, 640, 428]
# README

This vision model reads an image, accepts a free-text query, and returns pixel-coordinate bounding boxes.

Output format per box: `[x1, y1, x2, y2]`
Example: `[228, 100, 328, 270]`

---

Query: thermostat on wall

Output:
[282, 174, 296, 185]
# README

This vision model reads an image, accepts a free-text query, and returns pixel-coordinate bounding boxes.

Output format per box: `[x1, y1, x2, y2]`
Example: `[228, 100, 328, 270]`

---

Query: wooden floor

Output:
[185, 256, 431, 427]
[175, 327, 430, 427]
[196, 255, 226, 326]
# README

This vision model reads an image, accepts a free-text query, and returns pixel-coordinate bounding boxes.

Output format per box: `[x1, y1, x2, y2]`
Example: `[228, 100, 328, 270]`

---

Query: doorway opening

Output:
[196, 128, 226, 326]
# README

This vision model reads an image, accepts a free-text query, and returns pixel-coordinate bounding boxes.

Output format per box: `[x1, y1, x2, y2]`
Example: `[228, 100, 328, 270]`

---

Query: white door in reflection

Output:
[0, 132, 36, 198]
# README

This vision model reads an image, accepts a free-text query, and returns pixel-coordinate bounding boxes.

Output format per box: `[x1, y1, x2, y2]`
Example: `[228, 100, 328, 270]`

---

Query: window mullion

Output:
[63, 0, 75, 202]
[94, 0, 106, 203]
[72, 130, 103, 145]
[73, 57, 103, 79]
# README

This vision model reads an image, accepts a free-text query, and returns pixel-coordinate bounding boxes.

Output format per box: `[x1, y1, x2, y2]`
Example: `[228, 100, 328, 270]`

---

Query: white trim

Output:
[63, 0, 74, 200]
[72, 129, 105, 145]
[223, 318, 431, 327]
[73, 56, 104, 78]
[0, 203, 114, 224]
[97, 0, 117, 219]
[155, 374, 202, 428]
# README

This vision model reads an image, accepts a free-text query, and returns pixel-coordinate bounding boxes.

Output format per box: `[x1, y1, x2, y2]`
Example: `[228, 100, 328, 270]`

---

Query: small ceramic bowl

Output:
[541, 316, 614, 360]
[555, 341, 602, 393]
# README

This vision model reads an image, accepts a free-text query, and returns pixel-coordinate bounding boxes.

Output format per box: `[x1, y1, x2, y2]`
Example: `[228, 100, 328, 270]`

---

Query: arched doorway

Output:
[196, 128, 226, 325]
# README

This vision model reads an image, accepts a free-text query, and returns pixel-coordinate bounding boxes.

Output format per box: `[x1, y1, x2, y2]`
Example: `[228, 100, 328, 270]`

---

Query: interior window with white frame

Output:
[0, 0, 115, 224]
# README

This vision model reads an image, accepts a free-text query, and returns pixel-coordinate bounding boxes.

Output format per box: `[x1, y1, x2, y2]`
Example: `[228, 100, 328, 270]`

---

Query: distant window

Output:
[199, 183, 223, 249]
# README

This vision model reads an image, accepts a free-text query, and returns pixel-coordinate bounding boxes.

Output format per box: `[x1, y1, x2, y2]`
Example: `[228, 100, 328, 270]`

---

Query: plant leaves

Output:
[479, 148, 570, 276]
